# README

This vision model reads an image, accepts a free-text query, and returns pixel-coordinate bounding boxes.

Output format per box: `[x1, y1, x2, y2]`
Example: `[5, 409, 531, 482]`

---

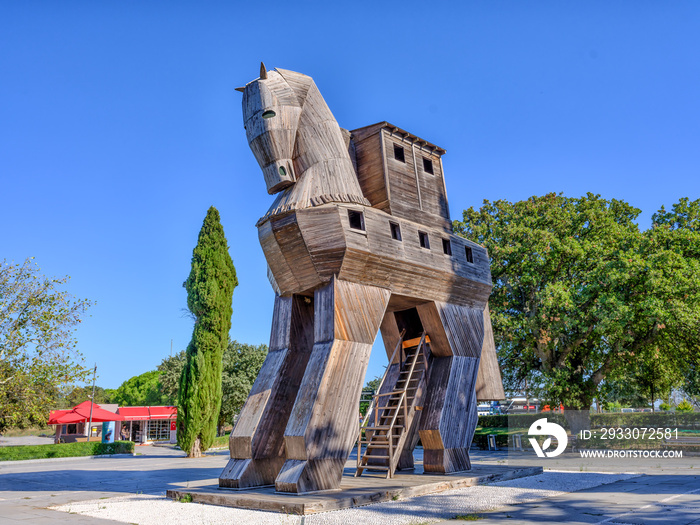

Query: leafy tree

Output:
[178, 207, 237, 457]
[111, 370, 168, 406]
[59, 385, 113, 408]
[219, 341, 267, 432]
[157, 350, 186, 405]
[652, 197, 700, 231]
[454, 193, 700, 413]
[0, 258, 91, 430]
[651, 198, 700, 402]
[158, 342, 267, 431]
[364, 376, 382, 393]
[360, 376, 382, 417]
[600, 347, 683, 411]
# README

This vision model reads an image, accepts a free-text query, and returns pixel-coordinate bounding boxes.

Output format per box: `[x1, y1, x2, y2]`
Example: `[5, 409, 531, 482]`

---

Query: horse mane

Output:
[256, 69, 370, 226]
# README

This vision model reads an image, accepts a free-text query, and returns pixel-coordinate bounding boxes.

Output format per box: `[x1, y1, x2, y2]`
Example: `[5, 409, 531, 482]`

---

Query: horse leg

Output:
[416, 301, 486, 473]
[219, 294, 314, 488]
[274, 277, 390, 493]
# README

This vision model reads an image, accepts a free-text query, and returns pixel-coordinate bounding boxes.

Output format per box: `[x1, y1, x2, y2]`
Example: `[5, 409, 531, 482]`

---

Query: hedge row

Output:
[0, 440, 134, 461]
[478, 412, 700, 430]
[211, 433, 230, 449]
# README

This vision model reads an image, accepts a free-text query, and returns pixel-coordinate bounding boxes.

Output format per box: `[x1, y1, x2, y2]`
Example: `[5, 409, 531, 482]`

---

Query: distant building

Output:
[49, 403, 176, 444]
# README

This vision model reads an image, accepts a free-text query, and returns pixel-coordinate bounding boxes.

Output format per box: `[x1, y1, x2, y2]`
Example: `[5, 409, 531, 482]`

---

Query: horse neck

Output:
[257, 83, 370, 225]
[293, 83, 353, 176]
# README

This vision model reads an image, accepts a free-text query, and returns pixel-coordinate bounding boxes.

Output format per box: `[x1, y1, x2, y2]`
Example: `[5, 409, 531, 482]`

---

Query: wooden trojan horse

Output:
[219, 64, 504, 494]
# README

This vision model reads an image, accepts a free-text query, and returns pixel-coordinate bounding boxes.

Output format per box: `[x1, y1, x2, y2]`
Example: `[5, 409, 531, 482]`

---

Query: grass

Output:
[179, 493, 193, 503]
[454, 515, 483, 521]
[0, 440, 134, 461]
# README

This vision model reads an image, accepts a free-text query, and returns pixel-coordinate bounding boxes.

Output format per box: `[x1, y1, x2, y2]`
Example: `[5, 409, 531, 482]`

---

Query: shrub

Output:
[0, 440, 134, 461]
[659, 402, 672, 412]
[676, 400, 695, 413]
[478, 413, 568, 430]
[478, 411, 700, 431]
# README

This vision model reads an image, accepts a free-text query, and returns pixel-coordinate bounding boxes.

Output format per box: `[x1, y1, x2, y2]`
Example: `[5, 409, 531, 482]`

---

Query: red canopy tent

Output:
[48, 401, 125, 425]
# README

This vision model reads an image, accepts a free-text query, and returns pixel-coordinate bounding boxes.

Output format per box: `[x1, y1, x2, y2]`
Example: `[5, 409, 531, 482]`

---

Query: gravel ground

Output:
[0, 435, 55, 447]
[49, 470, 636, 525]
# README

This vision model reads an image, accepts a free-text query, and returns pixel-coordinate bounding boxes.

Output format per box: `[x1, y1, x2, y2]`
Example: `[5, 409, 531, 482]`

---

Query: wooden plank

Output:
[277, 279, 390, 493]
[174, 465, 544, 515]
[419, 355, 480, 473]
[221, 295, 314, 488]
[475, 305, 506, 400]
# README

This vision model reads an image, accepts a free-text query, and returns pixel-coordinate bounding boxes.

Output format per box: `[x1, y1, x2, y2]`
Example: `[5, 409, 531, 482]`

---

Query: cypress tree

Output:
[177, 207, 237, 457]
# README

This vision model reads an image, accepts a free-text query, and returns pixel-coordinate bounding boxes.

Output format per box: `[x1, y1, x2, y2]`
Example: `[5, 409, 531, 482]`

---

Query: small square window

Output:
[465, 246, 474, 263]
[419, 231, 430, 249]
[423, 157, 434, 174]
[348, 210, 365, 231]
[442, 239, 452, 255]
[390, 222, 402, 241]
[394, 144, 405, 163]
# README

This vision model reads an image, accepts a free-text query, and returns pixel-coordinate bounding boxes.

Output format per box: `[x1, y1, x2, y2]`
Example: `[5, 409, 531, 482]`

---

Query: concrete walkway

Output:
[2, 446, 699, 524]
[0, 445, 221, 524]
[436, 473, 700, 525]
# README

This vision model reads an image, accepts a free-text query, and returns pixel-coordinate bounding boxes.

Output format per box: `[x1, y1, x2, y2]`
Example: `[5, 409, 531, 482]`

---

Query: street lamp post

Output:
[87, 364, 97, 442]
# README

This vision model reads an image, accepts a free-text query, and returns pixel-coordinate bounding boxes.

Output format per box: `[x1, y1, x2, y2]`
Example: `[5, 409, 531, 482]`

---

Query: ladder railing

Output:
[356, 331, 429, 478]
[357, 330, 405, 471]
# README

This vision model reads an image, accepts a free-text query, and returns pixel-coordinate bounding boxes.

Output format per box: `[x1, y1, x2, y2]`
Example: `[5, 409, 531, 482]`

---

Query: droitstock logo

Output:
[528, 418, 568, 458]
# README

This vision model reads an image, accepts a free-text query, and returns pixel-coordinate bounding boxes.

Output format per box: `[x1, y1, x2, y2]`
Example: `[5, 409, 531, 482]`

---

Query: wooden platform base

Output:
[166, 462, 542, 515]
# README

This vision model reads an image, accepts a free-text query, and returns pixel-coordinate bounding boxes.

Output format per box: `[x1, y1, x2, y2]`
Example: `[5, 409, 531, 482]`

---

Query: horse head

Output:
[238, 64, 369, 217]
[239, 63, 306, 194]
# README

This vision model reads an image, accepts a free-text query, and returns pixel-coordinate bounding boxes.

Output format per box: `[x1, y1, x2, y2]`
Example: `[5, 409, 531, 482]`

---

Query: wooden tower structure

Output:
[219, 64, 504, 494]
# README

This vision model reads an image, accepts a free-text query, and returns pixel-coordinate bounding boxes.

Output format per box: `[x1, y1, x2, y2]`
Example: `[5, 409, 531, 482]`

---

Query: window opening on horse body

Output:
[390, 222, 402, 241]
[465, 246, 474, 263]
[348, 210, 365, 231]
[442, 239, 452, 255]
[262, 110, 276, 119]
[394, 144, 405, 163]
[419, 231, 430, 249]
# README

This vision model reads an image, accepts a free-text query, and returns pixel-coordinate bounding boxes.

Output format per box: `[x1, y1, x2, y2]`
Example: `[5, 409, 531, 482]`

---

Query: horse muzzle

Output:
[262, 160, 296, 194]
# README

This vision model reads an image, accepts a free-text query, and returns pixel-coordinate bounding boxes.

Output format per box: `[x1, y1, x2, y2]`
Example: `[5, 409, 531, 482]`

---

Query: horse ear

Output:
[260, 62, 267, 80]
[235, 87, 245, 93]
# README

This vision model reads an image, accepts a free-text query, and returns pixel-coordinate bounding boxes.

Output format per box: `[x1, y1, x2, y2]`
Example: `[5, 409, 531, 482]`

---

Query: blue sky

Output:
[2, 2, 699, 390]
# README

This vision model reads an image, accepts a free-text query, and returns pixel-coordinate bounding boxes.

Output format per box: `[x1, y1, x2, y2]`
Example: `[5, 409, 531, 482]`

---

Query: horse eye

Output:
[262, 110, 276, 119]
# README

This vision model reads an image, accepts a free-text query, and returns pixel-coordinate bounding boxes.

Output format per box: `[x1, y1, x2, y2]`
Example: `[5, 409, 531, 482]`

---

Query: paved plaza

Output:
[0, 446, 698, 524]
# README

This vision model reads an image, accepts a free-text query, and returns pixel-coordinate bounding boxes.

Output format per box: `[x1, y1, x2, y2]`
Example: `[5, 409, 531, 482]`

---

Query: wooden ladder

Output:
[356, 331, 430, 478]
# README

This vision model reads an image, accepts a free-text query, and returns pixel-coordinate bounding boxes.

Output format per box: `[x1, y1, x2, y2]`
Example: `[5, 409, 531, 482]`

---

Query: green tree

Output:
[0, 258, 92, 430]
[360, 376, 382, 417]
[158, 341, 267, 431]
[601, 348, 683, 411]
[651, 198, 700, 404]
[157, 350, 186, 405]
[364, 376, 382, 393]
[112, 370, 168, 406]
[177, 207, 237, 457]
[454, 193, 700, 412]
[652, 197, 700, 231]
[219, 341, 267, 432]
[59, 385, 113, 408]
